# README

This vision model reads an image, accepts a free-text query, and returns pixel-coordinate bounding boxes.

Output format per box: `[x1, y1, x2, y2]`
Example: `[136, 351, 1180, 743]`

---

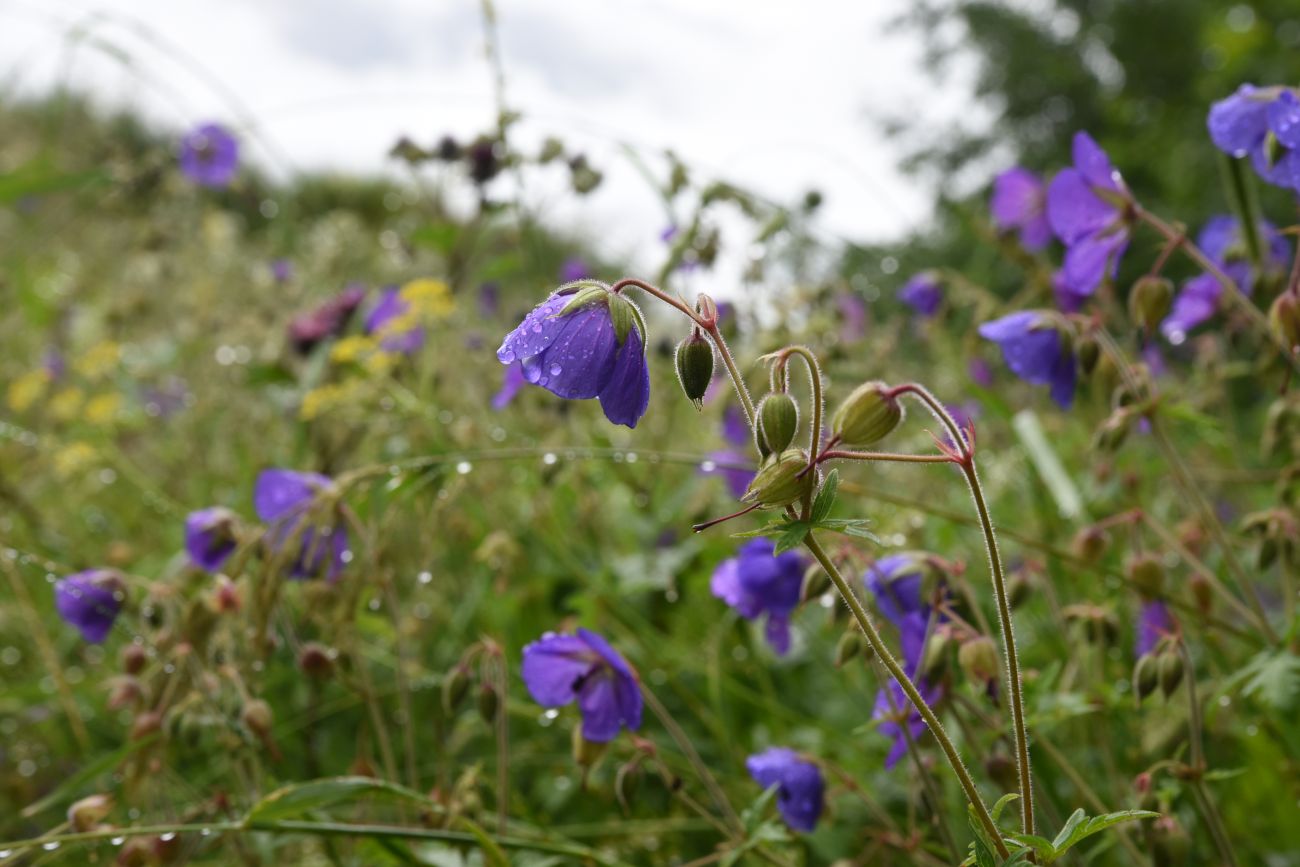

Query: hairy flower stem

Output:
[1135, 206, 1300, 374]
[890, 383, 1035, 837]
[802, 534, 1008, 857]
[771, 346, 825, 487]
[1177, 640, 1239, 867]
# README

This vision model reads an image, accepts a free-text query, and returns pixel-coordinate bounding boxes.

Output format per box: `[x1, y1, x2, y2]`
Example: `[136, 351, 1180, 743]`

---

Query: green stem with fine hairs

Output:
[889, 382, 1035, 838]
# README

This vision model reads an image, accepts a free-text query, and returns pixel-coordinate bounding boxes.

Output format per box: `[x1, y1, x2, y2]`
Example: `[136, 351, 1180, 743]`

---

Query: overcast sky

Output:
[1, 0, 978, 278]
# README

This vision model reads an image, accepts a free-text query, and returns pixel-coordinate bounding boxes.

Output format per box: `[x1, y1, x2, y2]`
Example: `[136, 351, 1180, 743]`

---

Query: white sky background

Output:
[0, 0, 983, 281]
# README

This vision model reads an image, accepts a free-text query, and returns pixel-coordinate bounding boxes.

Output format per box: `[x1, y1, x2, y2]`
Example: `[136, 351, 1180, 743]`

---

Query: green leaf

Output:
[454, 816, 509, 867]
[246, 776, 434, 822]
[731, 522, 792, 539]
[1237, 650, 1300, 710]
[1051, 808, 1087, 850]
[1049, 810, 1158, 859]
[773, 522, 810, 554]
[607, 294, 639, 346]
[810, 469, 838, 523]
[1003, 833, 1055, 861]
[990, 793, 1020, 825]
[1203, 767, 1247, 783]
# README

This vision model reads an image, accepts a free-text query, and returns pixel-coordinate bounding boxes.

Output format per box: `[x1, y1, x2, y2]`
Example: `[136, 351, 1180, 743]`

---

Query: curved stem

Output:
[819, 450, 954, 465]
[640, 685, 743, 834]
[890, 384, 1035, 837]
[774, 345, 825, 468]
[802, 534, 1008, 858]
[705, 323, 756, 429]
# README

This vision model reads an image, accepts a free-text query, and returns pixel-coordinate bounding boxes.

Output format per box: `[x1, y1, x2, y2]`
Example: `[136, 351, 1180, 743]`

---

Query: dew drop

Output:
[159, 833, 176, 842]
[110, 837, 125, 846]
[542, 453, 557, 465]
[417, 571, 433, 585]
[700, 460, 717, 472]
[549, 363, 563, 376]
[498, 350, 515, 363]
[456, 461, 472, 475]
[41, 842, 60, 851]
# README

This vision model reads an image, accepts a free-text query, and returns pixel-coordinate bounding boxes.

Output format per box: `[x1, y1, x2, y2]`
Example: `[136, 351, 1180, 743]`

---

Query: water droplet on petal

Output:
[549, 363, 563, 376]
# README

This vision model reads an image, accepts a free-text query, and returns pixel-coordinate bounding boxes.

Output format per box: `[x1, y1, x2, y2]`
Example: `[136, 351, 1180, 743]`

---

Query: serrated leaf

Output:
[811, 469, 838, 523]
[1239, 650, 1300, 710]
[1049, 810, 1158, 859]
[245, 776, 433, 822]
[773, 522, 811, 554]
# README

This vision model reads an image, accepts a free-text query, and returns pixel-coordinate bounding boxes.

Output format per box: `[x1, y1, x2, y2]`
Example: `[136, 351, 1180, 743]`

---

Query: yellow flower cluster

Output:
[7, 369, 50, 412]
[53, 442, 98, 479]
[300, 380, 366, 421]
[73, 341, 122, 379]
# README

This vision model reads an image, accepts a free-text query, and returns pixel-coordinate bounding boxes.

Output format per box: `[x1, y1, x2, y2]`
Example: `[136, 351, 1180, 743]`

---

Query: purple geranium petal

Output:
[1269, 89, 1300, 148]
[1071, 131, 1121, 191]
[184, 507, 239, 572]
[898, 272, 943, 317]
[365, 287, 426, 354]
[559, 257, 591, 283]
[1136, 600, 1175, 656]
[864, 554, 926, 627]
[979, 311, 1076, 408]
[254, 469, 347, 580]
[711, 539, 806, 655]
[55, 570, 124, 644]
[597, 327, 650, 428]
[520, 629, 641, 742]
[700, 449, 755, 499]
[746, 747, 824, 832]
[991, 167, 1052, 252]
[1046, 169, 1116, 246]
[492, 363, 527, 410]
[1208, 85, 1271, 157]
[179, 123, 239, 188]
[1060, 229, 1128, 296]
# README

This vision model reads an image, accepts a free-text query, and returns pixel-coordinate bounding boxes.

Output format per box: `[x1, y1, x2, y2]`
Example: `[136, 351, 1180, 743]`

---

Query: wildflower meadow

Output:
[2, 2, 1300, 865]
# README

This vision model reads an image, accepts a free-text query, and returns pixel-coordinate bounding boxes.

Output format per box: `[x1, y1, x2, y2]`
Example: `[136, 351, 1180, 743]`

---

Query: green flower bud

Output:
[1269, 291, 1300, 349]
[757, 392, 800, 453]
[1076, 333, 1101, 376]
[834, 630, 866, 667]
[742, 449, 814, 509]
[674, 332, 715, 409]
[477, 683, 500, 724]
[443, 664, 471, 714]
[1126, 553, 1165, 599]
[1158, 650, 1184, 698]
[1133, 653, 1159, 703]
[572, 727, 608, 768]
[957, 635, 999, 684]
[68, 793, 113, 832]
[800, 565, 831, 602]
[831, 382, 903, 446]
[920, 631, 951, 680]
[1071, 526, 1110, 563]
[1128, 275, 1174, 333]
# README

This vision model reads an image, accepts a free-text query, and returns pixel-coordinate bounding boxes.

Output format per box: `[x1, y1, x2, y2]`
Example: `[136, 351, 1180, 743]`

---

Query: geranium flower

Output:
[184, 507, 238, 572]
[521, 628, 642, 742]
[991, 167, 1052, 251]
[179, 123, 239, 188]
[978, 311, 1077, 408]
[288, 286, 367, 354]
[898, 272, 943, 318]
[746, 747, 825, 832]
[1136, 600, 1175, 657]
[55, 570, 125, 643]
[253, 469, 348, 580]
[1047, 132, 1133, 296]
[711, 539, 806, 654]
[1208, 85, 1300, 191]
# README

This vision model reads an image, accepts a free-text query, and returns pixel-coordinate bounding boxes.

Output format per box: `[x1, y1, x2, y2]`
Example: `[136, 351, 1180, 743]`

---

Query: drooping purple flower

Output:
[711, 539, 806, 654]
[1207, 85, 1300, 191]
[746, 747, 825, 832]
[1161, 215, 1291, 342]
[270, 259, 293, 283]
[1053, 272, 1091, 314]
[991, 167, 1052, 251]
[722, 403, 750, 448]
[365, 287, 426, 354]
[863, 554, 946, 627]
[253, 469, 348, 580]
[55, 570, 125, 644]
[978, 310, 1077, 408]
[1136, 600, 1175, 657]
[477, 282, 500, 318]
[837, 292, 868, 343]
[496, 285, 650, 428]
[872, 636, 943, 768]
[492, 363, 527, 410]
[1046, 132, 1133, 296]
[968, 357, 994, 389]
[559, 257, 591, 283]
[178, 123, 239, 188]
[898, 272, 943, 318]
[184, 507, 238, 572]
[699, 449, 755, 499]
[288, 286, 367, 354]
[521, 628, 642, 742]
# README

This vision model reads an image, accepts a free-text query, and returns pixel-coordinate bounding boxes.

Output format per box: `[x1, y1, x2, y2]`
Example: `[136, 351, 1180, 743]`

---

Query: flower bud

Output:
[1006, 570, 1033, 609]
[108, 676, 145, 710]
[121, 643, 148, 675]
[1133, 654, 1159, 703]
[1076, 333, 1101, 376]
[211, 575, 241, 614]
[298, 642, 335, 679]
[1269, 291, 1300, 349]
[132, 709, 163, 741]
[757, 392, 800, 453]
[742, 449, 814, 509]
[241, 699, 273, 737]
[831, 382, 903, 446]
[1158, 650, 1184, 698]
[477, 683, 500, 724]
[1126, 553, 1165, 599]
[957, 635, 999, 684]
[1188, 574, 1213, 615]
[1093, 408, 1135, 453]
[572, 727, 608, 768]
[68, 793, 113, 832]
[834, 630, 866, 667]
[674, 332, 714, 409]
[920, 631, 951, 680]
[800, 565, 831, 602]
[443, 664, 471, 714]
[1128, 275, 1173, 333]
[1071, 526, 1109, 563]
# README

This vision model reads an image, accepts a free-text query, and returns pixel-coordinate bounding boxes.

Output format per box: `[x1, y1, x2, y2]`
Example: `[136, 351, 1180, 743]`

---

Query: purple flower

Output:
[1162, 216, 1291, 342]
[872, 638, 943, 769]
[365, 287, 426, 354]
[253, 469, 348, 580]
[55, 570, 125, 644]
[722, 403, 751, 448]
[711, 539, 806, 654]
[968, 357, 994, 389]
[699, 449, 755, 499]
[270, 260, 293, 283]
[559, 257, 591, 283]
[496, 285, 650, 428]
[898, 272, 943, 318]
[746, 747, 824, 832]
[288, 286, 367, 354]
[1053, 271, 1091, 314]
[1046, 132, 1133, 296]
[185, 507, 238, 572]
[991, 167, 1052, 251]
[1136, 600, 1175, 657]
[864, 555, 927, 626]
[978, 310, 1077, 408]
[865, 592, 942, 770]
[837, 292, 868, 343]
[1207, 85, 1300, 191]
[521, 628, 642, 742]
[492, 363, 527, 410]
[477, 282, 500, 318]
[178, 123, 239, 188]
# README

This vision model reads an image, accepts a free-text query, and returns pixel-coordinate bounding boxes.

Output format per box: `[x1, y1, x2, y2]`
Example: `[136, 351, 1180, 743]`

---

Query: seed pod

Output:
[121, 643, 148, 676]
[800, 566, 831, 602]
[443, 664, 471, 714]
[1133, 654, 1159, 703]
[241, 699, 273, 737]
[1126, 553, 1165, 599]
[831, 382, 903, 446]
[132, 710, 163, 741]
[957, 635, 999, 684]
[1269, 291, 1300, 349]
[68, 793, 113, 832]
[1076, 333, 1101, 376]
[1158, 650, 1185, 698]
[834, 630, 865, 667]
[920, 631, 951, 680]
[757, 392, 800, 453]
[674, 332, 714, 409]
[298, 642, 335, 679]
[477, 683, 500, 724]
[742, 449, 814, 509]
[572, 727, 608, 768]
[1128, 275, 1173, 333]
[1071, 526, 1109, 563]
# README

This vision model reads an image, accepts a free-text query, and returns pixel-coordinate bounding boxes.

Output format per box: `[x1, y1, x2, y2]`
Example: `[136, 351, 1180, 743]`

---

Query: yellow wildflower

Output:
[85, 393, 124, 425]
[330, 335, 376, 364]
[73, 341, 121, 379]
[7, 369, 50, 412]
[50, 387, 85, 421]
[400, 278, 455, 319]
